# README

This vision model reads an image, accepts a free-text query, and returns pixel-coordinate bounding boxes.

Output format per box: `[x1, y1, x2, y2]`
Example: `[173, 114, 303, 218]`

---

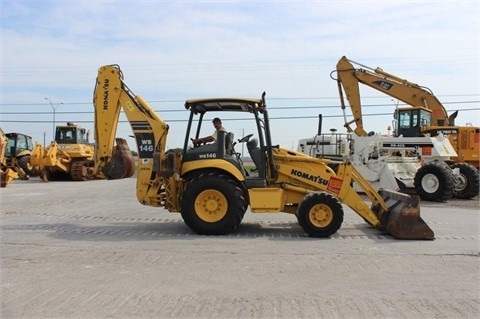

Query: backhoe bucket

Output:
[1, 169, 18, 187]
[102, 138, 136, 179]
[373, 189, 435, 240]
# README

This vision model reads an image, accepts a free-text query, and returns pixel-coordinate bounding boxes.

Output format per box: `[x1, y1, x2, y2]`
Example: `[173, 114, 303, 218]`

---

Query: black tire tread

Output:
[414, 161, 454, 202]
[452, 162, 480, 199]
[296, 192, 344, 237]
[181, 172, 246, 235]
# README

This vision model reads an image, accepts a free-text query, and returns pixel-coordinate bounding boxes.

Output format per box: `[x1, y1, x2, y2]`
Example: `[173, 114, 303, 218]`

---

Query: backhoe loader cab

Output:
[182, 97, 270, 185]
[5, 133, 34, 158]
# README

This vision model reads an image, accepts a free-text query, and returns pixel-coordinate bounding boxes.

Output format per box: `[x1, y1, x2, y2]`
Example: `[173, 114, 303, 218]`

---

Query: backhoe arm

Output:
[93, 65, 179, 209]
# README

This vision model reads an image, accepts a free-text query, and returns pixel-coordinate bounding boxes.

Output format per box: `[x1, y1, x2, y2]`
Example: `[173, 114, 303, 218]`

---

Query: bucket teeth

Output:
[375, 189, 435, 240]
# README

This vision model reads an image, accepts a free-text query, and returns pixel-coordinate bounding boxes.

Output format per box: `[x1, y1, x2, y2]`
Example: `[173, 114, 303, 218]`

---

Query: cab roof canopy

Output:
[184, 98, 264, 115]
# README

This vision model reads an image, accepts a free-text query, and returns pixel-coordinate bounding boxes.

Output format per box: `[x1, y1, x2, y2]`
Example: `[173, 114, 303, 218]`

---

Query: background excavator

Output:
[334, 56, 479, 169]
[319, 56, 479, 200]
[0, 128, 35, 187]
[30, 122, 135, 182]
[92, 64, 434, 240]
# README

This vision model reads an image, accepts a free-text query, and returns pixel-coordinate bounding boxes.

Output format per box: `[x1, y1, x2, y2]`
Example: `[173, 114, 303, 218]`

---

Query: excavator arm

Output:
[93, 65, 181, 210]
[335, 56, 452, 133]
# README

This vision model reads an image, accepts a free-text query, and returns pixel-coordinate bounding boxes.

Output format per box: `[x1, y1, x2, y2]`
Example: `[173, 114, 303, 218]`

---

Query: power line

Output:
[1, 101, 479, 115]
[1, 94, 479, 107]
[2, 109, 479, 124]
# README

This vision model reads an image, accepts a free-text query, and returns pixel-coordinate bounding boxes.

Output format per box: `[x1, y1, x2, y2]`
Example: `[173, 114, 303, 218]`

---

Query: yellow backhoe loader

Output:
[0, 128, 34, 187]
[92, 64, 435, 240]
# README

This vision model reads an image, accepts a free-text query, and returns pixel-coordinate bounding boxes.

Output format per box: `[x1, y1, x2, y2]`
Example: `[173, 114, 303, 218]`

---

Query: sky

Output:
[1, 0, 479, 151]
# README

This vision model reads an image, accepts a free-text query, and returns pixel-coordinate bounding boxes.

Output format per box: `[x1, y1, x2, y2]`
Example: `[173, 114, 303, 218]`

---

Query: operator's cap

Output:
[212, 117, 221, 123]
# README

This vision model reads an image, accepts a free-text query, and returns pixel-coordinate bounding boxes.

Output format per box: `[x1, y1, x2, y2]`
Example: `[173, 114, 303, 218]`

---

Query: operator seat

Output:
[225, 132, 235, 156]
[247, 138, 265, 177]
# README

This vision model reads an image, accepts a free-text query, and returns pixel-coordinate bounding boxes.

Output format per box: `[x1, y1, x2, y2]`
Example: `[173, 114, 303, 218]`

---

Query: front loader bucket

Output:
[102, 138, 136, 179]
[372, 189, 435, 240]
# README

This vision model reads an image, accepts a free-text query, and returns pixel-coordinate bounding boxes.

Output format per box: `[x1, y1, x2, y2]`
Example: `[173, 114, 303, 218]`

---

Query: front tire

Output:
[296, 192, 344, 237]
[181, 172, 246, 235]
[452, 162, 479, 199]
[414, 161, 453, 202]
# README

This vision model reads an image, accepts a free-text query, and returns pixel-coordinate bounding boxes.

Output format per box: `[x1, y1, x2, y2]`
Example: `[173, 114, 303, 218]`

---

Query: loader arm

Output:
[336, 56, 451, 128]
[273, 149, 433, 239]
[93, 65, 178, 209]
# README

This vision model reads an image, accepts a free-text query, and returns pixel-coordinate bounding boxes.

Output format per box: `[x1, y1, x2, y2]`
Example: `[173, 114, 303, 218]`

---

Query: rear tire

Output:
[181, 172, 246, 235]
[452, 162, 479, 199]
[17, 155, 33, 178]
[414, 161, 453, 202]
[296, 192, 344, 237]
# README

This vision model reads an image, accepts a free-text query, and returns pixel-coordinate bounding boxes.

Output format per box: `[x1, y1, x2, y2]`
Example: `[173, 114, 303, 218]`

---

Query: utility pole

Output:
[45, 98, 63, 141]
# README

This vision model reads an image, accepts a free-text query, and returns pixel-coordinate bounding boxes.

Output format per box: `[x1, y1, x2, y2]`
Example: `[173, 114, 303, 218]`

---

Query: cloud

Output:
[1, 1, 479, 147]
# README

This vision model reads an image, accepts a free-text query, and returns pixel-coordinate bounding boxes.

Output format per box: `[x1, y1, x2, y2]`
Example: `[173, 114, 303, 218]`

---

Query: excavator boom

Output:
[336, 56, 450, 128]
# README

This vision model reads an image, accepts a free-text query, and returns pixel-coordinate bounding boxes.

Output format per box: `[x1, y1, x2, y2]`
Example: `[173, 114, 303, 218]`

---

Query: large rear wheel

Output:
[17, 155, 34, 178]
[181, 172, 246, 235]
[414, 161, 453, 202]
[296, 192, 344, 237]
[452, 162, 480, 199]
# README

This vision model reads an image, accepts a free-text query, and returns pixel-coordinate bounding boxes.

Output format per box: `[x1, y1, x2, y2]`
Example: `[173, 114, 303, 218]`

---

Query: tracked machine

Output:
[30, 122, 135, 182]
[92, 64, 434, 240]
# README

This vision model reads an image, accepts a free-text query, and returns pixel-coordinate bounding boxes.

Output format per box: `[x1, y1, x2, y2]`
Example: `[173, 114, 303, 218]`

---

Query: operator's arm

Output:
[191, 128, 226, 145]
[191, 135, 215, 144]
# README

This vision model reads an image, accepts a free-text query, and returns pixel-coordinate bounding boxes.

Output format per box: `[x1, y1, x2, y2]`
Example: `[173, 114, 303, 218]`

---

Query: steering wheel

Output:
[238, 134, 253, 144]
[190, 138, 202, 148]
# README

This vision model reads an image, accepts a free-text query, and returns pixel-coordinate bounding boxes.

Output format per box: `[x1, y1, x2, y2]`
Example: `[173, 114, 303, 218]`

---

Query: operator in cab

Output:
[191, 117, 226, 145]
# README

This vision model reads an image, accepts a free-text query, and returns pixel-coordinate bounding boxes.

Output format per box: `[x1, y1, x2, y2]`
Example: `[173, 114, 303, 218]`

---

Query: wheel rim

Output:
[308, 203, 333, 228]
[421, 173, 440, 193]
[455, 174, 467, 191]
[195, 189, 228, 223]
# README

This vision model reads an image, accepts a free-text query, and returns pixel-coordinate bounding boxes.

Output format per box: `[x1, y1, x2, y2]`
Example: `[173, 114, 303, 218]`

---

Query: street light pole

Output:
[45, 98, 63, 141]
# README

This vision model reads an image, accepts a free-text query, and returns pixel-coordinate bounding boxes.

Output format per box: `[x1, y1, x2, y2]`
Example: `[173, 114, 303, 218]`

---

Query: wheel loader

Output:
[30, 122, 135, 182]
[0, 128, 34, 187]
[92, 64, 434, 240]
